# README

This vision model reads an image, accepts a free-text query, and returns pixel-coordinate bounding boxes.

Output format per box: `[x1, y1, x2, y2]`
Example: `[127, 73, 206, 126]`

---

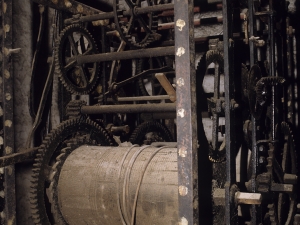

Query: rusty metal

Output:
[57, 145, 178, 225]
[2, 0, 16, 224]
[81, 103, 176, 114]
[77, 46, 174, 65]
[31, 0, 102, 15]
[174, 0, 199, 224]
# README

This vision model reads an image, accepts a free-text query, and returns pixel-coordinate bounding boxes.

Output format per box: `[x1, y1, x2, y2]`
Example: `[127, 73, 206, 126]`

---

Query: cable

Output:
[117, 144, 139, 225]
[130, 146, 168, 225]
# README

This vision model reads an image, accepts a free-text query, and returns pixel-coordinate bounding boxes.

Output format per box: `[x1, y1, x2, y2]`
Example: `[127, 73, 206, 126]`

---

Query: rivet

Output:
[179, 185, 188, 196]
[4, 69, 10, 79]
[77, 4, 84, 13]
[177, 78, 184, 87]
[176, 47, 185, 57]
[64, 0, 72, 8]
[4, 24, 10, 33]
[4, 120, 12, 127]
[178, 146, 187, 157]
[0, 191, 4, 198]
[176, 19, 186, 31]
[2, 2, 7, 13]
[5, 146, 12, 154]
[179, 217, 188, 225]
[5, 93, 11, 101]
[177, 108, 185, 118]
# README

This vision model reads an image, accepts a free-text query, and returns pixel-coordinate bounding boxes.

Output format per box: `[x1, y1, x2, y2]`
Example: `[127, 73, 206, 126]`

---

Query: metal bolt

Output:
[3, 47, 21, 56]
[259, 156, 266, 165]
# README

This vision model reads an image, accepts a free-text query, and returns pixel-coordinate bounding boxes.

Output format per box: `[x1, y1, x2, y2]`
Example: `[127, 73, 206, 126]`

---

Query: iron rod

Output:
[77, 46, 175, 64]
[81, 103, 176, 114]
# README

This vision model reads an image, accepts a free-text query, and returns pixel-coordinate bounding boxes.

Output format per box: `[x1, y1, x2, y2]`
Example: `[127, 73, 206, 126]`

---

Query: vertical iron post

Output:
[174, 0, 199, 224]
[2, 0, 16, 224]
[222, 0, 238, 224]
[248, 0, 261, 224]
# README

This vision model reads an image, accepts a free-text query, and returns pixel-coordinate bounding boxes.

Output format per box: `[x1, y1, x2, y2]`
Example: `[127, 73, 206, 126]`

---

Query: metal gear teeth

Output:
[55, 24, 100, 95]
[129, 121, 174, 145]
[206, 50, 224, 72]
[256, 77, 286, 105]
[114, 0, 160, 48]
[30, 118, 115, 225]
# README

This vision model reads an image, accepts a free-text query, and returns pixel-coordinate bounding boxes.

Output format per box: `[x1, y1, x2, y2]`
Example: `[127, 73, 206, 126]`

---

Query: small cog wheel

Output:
[55, 24, 99, 95]
[129, 121, 174, 145]
[113, 0, 160, 48]
[30, 118, 114, 225]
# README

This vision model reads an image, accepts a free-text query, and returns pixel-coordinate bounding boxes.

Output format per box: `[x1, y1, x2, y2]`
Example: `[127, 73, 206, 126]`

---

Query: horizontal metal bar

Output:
[0, 148, 39, 167]
[116, 95, 170, 101]
[64, 3, 174, 24]
[32, 0, 102, 15]
[77, 46, 175, 64]
[81, 103, 176, 114]
[135, 3, 174, 14]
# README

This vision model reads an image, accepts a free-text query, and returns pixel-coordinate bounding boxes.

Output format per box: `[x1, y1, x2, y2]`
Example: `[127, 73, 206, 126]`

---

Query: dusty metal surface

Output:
[58, 145, 178, 225]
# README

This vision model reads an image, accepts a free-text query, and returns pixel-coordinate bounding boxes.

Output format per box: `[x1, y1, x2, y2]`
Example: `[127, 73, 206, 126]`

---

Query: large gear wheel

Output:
[113, 0, 160, 48]
[30, 118, 114, 225]
[55, 24, 99, 95]
[49, 135, 95, 225]
[129, 121, 174, 145]
[264, 122, 298, 225]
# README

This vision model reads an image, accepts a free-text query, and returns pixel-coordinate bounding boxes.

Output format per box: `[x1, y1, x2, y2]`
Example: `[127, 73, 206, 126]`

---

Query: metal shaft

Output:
[77, 46, 175, 64]
[81, 103, 176, 114]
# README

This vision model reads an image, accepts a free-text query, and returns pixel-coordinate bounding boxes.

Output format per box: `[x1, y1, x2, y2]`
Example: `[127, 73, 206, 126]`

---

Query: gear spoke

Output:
[273, 157, 284, 183]
[79, 66, 89, 87]
[64, 59, 77, 72]
[68, 35, 79, 56]
[55, 24, 100, 94]
[113, 0, 159, 48]
[137, 16, 152, 33]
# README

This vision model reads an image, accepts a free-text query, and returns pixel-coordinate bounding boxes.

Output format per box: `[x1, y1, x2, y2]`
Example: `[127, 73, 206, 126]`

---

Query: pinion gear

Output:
[55, 24, 99, 95]
[30, 118, 114, 225]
